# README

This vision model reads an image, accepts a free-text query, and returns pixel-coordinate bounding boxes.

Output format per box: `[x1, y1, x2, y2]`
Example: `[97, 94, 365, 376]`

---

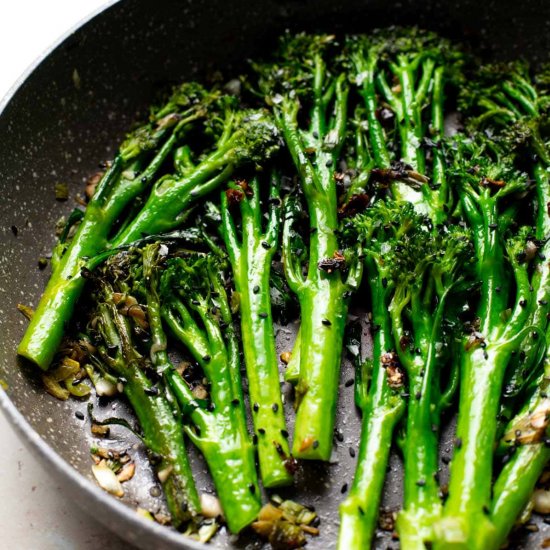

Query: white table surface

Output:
[0, 1, 128, 548]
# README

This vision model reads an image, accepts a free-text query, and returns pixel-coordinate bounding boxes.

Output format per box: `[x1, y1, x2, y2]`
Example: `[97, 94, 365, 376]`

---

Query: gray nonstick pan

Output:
[1, 1, 549, 548]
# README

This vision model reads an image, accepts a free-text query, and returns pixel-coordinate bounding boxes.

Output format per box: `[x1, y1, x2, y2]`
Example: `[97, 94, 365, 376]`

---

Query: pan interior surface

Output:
[0, 0, 549, 548]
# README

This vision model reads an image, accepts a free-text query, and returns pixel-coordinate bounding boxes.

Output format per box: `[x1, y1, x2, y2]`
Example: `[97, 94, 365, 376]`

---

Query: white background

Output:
[0, 1, 128, 548]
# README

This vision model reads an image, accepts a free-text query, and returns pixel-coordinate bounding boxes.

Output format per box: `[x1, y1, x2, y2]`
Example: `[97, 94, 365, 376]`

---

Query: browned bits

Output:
[465, 331, 485, 351]
[225, 187, 245, 206]
[280, 351, 292, 364]
[85, 171, 104, 200]
[318, 250, 346, 273]
[236, 179, 253, 197]
[378, 509, 396, 531]
[381, 351, 405, 390]
[338, 193, 370, 219]
[480, 176, 506, 190]
[299, 436, 315, 452]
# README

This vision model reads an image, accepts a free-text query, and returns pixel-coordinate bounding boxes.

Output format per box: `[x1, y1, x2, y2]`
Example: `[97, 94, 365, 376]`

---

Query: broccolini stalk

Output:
[255, 34, 362, 460]
[89, 251, 200, 527]
[489, 335, 550, 550]
[433, 143, 539, 549]
[18, 83, 218, 370]
[220, 176, 293, 488]
[159, 253, 261, 533]
[348, 29, 461, 222]
[435, 66, 550, 550]
[112, 105, 281, 247]
[392, 222, 472, 550]
[338, 202, 411, 550]
[339, 31, 464, 548]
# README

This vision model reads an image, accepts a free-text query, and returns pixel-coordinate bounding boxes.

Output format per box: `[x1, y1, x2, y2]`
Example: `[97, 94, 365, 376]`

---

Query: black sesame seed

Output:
[261, 241, 271, 250]
[253, 402, 259, 412]
[232, 398, 240, 406]
[416, 479, 426, 487]
[75, 411, 85, 420]
[145, 386, 159, 396]
[322, 318, 332, 326]
[455, 437, 463, 449]
[326, 159, 334, 168]
[441, 455, 451, 464]
[259, 428, 266, 435]
[335, 430, 344, 443]
[519, 299, 527, 307]
[272, 403, 279, 413]
[312, 440, 319, 449]
[253, 285, 260, 294]
[345, 378, 354, 387]
[340, 483, 348, 493]
[11, 225, 18, 236]
[248, 484, 256, 494]
[312, 516, 321, 527]
[192, 299, 200, 306]
[259, 312, 268, 319]
[539, 299, 548, 306]
[349, 447, 356, 458]
[202, 355, 211, 362]
[281, 429, 289, 439]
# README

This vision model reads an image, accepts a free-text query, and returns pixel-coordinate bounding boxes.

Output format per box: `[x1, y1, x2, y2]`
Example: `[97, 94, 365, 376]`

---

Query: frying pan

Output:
[1, 1, 549, 548]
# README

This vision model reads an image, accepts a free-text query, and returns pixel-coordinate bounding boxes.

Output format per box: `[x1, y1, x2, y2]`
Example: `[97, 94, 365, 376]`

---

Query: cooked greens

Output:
[18, 27, 550, 549]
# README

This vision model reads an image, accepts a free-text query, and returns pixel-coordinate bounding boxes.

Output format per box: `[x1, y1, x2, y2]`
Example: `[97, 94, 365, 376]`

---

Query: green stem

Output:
[292, 275, 347, 460]
[396, 294, 445, 549]
[278, 67, 351, 460]
[338, 268, 405, 549]
[161, 266, 261, 532]
[221, 179, 292, 488]
[490, 349, 550, 549]
[97, 298, 200, 526]
[19, 122, 187, 369]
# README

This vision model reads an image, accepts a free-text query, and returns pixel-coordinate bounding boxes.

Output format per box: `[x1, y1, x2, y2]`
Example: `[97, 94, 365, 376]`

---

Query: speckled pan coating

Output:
[0, 1, 549, 548]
